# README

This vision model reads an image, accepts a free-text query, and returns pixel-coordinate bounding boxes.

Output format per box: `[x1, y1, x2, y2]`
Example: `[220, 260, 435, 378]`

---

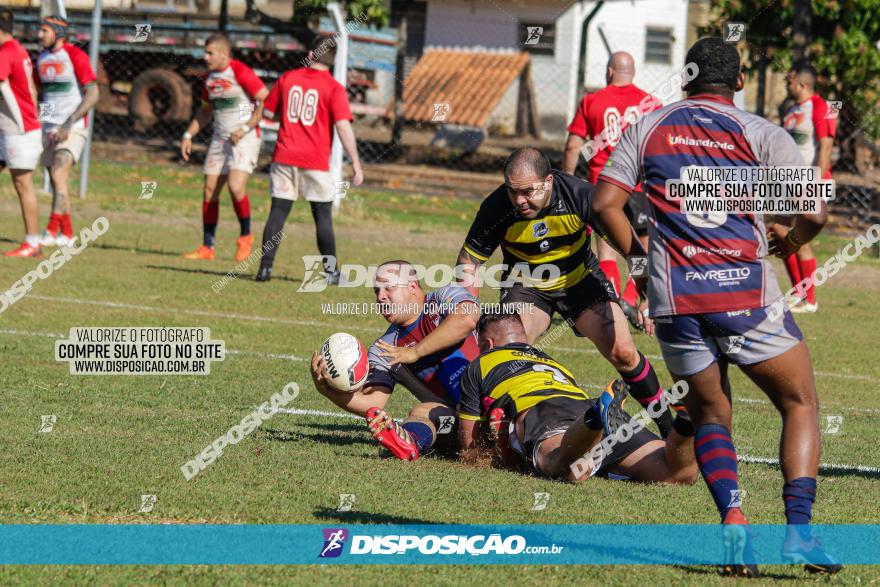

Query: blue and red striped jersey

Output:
[599, 93, 806, 317]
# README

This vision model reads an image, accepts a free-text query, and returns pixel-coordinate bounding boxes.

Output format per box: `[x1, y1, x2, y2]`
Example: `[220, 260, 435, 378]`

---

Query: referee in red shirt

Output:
[250, 36, 364, 283]
[563, 52, 660, 326]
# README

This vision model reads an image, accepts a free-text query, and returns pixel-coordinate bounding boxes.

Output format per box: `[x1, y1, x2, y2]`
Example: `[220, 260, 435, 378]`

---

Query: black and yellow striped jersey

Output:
[461, 170, 601, 291]
[458, 342, 590, 422]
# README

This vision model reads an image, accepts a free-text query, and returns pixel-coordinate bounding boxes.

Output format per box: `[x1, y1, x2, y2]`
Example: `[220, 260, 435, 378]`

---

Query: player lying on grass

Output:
[310, 259, 479, 460]
[457, 312, 697, 484]
[456, 147, 676, 438]
[592, 37, 842, 576]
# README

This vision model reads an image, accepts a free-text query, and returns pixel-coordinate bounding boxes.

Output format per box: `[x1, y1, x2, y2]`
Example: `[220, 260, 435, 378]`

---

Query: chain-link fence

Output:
[13, 4, 880, 222]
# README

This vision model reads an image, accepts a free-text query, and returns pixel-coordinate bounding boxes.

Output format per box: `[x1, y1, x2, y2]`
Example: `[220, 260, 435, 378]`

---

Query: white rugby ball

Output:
[321, 332, 369, 392]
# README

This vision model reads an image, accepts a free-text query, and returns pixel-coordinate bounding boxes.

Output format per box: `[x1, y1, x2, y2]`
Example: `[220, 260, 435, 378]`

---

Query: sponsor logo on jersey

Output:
[684, 267, 751, 283]
[532, 221, 549, 238]
[667, 134, 735, 151]
[682, 244, 742, 258]
[539, 240, 550, 252]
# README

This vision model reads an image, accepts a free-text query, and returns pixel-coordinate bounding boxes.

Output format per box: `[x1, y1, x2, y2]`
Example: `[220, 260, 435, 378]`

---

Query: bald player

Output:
[564, 52, 660, 328]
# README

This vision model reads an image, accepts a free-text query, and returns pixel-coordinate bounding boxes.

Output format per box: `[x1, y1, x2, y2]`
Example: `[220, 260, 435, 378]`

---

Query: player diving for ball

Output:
[310, 259, 480, 460]
[456, 147, 677, 438]
[457, 311, 697, 484]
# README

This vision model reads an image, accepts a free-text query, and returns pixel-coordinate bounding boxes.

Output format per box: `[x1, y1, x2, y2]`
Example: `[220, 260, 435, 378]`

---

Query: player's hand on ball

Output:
[376, 340, 418, 366]
[310, 351, 334, 394]
[766, 223, 796, 258]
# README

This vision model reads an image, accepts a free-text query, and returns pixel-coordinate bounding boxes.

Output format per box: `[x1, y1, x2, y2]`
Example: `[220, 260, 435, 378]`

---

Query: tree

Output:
[700, 0, 880, 169]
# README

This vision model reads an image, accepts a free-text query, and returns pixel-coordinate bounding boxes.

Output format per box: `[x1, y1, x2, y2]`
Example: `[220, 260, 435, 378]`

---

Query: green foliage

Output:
[294, 0, 389, 27]
[700, 0, 880, 138]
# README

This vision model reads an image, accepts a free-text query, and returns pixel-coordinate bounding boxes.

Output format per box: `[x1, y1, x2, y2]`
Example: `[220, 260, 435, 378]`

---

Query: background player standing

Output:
[180, 33, 267, 263]
[35, 16, 99, 248]
[253, 36, 364, 284]
[563, 51, 660, 327]
[776, 63, 837, 313]
[0, 9, 42, 257]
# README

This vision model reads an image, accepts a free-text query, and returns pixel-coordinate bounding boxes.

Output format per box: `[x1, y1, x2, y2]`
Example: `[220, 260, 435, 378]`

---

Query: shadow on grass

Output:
[260, 426, 366, 447]
[313, 506, 435, 525]
[672, 565, 797, 580]
[144, 264, 303, 283]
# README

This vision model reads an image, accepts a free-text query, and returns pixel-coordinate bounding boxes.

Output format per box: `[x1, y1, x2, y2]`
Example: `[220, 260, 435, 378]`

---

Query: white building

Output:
[414, 0, 689, 137]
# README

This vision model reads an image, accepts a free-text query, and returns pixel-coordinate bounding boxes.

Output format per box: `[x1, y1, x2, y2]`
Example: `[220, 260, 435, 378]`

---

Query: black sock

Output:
[618, 352, 674, 437]
[260, 197, 293, 268]
[310, 202, 337, 273]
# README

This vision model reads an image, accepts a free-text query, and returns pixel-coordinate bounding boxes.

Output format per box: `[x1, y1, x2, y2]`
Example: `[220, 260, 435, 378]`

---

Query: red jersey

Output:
[0, 39, 39, 133]
[782, 94, 836, 180]
[567, 84, 659, 184]
[263, 67, 352, 171]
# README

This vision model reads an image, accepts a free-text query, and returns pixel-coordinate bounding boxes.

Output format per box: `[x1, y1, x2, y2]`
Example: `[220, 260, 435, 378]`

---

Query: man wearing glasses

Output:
[455, 147, 676, 438]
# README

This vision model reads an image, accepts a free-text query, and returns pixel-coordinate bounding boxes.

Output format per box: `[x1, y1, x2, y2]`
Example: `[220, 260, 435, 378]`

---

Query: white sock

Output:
[25, 234, 40, 247]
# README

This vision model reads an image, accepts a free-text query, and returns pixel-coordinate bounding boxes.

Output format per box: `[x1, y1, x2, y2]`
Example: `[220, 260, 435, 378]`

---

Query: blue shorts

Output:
[654, 306, 803, 377]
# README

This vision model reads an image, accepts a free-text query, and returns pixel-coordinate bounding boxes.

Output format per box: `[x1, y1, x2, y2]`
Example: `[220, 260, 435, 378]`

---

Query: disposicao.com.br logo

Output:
[317, 528, 563, 558]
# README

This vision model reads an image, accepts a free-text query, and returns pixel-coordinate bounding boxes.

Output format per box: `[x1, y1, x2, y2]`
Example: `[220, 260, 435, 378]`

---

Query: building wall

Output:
[423, 0, 688, 137]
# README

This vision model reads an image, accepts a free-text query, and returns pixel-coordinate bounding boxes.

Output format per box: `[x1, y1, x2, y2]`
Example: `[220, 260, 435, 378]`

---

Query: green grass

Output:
[0, 160, 879, 584]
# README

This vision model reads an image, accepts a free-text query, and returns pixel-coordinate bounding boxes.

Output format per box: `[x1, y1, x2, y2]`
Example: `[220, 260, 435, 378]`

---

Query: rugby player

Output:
[0, 9, 43, 257]
[180, 33, 267, 262]
[456, 147, 676, 438]
[35, 16, 99, 248]
[458, 312, 697, 485]
[592, 37, 841, 575]
[776, 63, 837, 313]
[563, 51, 660, 328]
[253, 36, 364, 284]
[310, 260, 479, 460]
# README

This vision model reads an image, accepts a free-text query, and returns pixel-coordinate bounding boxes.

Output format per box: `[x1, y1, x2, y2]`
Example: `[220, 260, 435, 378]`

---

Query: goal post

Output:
[326, 2, 349, 213]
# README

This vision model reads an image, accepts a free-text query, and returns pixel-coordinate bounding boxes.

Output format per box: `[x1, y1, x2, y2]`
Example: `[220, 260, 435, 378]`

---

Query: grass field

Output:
[1, 160, 879, 585]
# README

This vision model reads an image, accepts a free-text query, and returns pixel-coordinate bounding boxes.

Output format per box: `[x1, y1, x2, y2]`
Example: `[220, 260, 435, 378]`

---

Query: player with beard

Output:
[311, 260, 480, 460]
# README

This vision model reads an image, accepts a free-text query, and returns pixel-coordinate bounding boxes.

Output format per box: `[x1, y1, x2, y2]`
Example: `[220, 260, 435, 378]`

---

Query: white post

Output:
[78, 0, 102, 198]
[327, 2, 348, 213]
[40, 1, 68, 195]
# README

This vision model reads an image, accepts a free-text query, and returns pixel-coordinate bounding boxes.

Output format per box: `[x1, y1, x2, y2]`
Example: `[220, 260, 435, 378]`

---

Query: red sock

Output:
[622, 276, 639, 306]
[231, 194, 251, 236]
[783, 253, 802, 286]
[798, 258, 817, 303]
[203, 200, 220, 225]
[60, 213, 73, 238]
[46, 213, 62, 235]
[599, 260, 620, 295]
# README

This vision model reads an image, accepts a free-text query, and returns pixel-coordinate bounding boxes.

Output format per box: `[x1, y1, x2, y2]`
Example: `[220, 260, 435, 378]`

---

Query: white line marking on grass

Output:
[26, 295, 377, 334]
[738, 455, 880, 475]
[272, 406, 880, 475]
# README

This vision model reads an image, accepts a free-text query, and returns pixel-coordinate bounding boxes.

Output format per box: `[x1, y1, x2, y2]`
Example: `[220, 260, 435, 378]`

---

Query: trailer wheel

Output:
[129, 69, 192, 129]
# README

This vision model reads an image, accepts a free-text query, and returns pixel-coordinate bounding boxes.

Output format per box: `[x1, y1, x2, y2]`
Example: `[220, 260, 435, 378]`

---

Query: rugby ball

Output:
[321, 332, 369, 392]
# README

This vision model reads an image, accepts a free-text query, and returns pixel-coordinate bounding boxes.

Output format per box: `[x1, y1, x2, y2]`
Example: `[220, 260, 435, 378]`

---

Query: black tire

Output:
[128, 68, 192, 129]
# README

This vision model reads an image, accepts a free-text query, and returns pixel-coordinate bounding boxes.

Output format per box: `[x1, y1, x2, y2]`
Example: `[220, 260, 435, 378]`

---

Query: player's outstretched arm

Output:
[181, 104, 213, 161]
[592, 180, 647, 259]
[376, 301, 479, 366]
[334, 119, 363, 186]
[310, 351, 391, 416]
[563, 133, 586, 175]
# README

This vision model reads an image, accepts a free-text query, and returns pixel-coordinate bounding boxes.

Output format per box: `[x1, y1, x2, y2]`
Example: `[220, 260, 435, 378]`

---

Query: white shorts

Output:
[41, 126, 89, 167]
[269, 163, 335, 202]
[0, 129, 43, 171]
[203, 132, 261, 176]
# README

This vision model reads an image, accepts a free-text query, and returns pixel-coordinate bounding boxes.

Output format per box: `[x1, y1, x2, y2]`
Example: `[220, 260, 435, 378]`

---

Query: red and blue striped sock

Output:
[619, 352, 673, 437]
[695, 423, 741, 521]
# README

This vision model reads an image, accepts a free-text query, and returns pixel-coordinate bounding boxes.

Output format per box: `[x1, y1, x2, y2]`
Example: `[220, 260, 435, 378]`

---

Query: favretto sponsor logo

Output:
[685, 267, 751, 282]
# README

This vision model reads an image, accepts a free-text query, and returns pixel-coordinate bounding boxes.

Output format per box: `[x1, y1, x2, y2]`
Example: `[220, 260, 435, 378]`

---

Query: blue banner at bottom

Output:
[0, 524, 877, 565]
